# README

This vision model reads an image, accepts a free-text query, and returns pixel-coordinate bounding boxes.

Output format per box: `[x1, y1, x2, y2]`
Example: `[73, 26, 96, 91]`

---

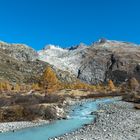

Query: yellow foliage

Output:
[0, 81, 11, 92]
[31, 83, 40, 90]
[42, 66, 60, 93]
[61, 80, 96, 91]
[40, 67, 119, 93]
[14, 84, 20, 92]
[108, 80, 115, 91]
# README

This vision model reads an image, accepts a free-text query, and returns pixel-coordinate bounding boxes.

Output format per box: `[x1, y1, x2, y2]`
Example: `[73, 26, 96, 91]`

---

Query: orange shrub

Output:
[61, 80, 96, 91]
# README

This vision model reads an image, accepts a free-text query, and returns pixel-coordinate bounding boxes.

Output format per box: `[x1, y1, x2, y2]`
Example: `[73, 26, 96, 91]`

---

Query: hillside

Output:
[0, 41, 77, 84]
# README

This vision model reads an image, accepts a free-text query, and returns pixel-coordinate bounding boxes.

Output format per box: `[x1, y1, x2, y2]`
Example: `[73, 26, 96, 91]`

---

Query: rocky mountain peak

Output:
[98, 38, 108, 44]
[93, 39, 139, 50]
[68, 43, 87, 50]
[43, 44, 62, 50]
[0, 41, 37, 61]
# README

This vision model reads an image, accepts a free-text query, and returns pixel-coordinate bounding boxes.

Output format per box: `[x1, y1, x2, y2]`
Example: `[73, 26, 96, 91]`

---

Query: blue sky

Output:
[0, 0, 140, 50]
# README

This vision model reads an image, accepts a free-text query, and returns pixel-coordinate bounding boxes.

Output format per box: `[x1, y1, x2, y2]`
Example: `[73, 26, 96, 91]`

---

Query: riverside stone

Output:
[0, 121, 49, 132]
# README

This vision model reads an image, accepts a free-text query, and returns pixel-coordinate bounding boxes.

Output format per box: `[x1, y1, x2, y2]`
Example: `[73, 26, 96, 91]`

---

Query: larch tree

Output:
[42, 66, 60, 93]
[108, 80, 115, 91]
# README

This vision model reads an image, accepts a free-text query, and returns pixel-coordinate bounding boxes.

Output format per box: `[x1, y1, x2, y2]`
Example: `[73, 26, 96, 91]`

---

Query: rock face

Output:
[38, 39, 140, 84]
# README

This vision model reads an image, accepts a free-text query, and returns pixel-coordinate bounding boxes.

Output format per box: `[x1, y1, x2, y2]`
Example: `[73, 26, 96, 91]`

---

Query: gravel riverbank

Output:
[52, 100, 140, 140]
[0, 120, 49, 133]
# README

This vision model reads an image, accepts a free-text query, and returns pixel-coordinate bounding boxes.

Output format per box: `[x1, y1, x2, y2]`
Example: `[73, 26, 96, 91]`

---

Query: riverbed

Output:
[54, 98, 140, 140]
[0, 97, 118, 140]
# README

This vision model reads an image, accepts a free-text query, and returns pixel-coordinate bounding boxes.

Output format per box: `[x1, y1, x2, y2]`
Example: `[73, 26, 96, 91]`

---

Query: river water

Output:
[0, 98, 115, 140]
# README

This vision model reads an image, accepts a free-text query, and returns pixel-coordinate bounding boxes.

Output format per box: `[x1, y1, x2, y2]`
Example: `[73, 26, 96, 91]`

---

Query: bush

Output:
[0, 105, 24, 122]
[43, 93, 64, 103]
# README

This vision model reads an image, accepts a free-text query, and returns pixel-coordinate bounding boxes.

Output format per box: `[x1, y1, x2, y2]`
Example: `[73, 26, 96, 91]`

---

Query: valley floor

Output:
[52, 99, 140, 140]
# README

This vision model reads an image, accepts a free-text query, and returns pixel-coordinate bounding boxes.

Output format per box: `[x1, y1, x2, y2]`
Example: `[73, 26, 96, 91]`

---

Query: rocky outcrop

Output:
[38, 39, 140, 84]
[134, 103, 140, 109]
[52, 67, 77, 83]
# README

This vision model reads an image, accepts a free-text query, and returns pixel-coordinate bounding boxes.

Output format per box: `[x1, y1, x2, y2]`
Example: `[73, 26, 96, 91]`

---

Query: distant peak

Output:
[0, 40, 33, 49]
[98, 38, 108, 44]
[68, 43, 87, 50]
[92, 38, 140, 49]
[43, 44, 58, 49]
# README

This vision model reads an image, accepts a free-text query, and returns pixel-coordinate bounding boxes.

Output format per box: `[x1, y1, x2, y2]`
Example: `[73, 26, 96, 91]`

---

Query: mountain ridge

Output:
[38, 39, 140, 84]
[0, 39, 140, 85]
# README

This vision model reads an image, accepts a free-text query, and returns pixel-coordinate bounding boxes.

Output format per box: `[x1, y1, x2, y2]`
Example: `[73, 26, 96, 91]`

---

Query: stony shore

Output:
[0, 120, 49, 133]
[52, 100, 140, 140]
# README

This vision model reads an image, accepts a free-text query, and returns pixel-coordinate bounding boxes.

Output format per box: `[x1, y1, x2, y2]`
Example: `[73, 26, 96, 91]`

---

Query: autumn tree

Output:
[0, 81, 11, 92]
[108, 80, 115, 91]
[42, 66, 60, 93]
[4, 81, 11, 91]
